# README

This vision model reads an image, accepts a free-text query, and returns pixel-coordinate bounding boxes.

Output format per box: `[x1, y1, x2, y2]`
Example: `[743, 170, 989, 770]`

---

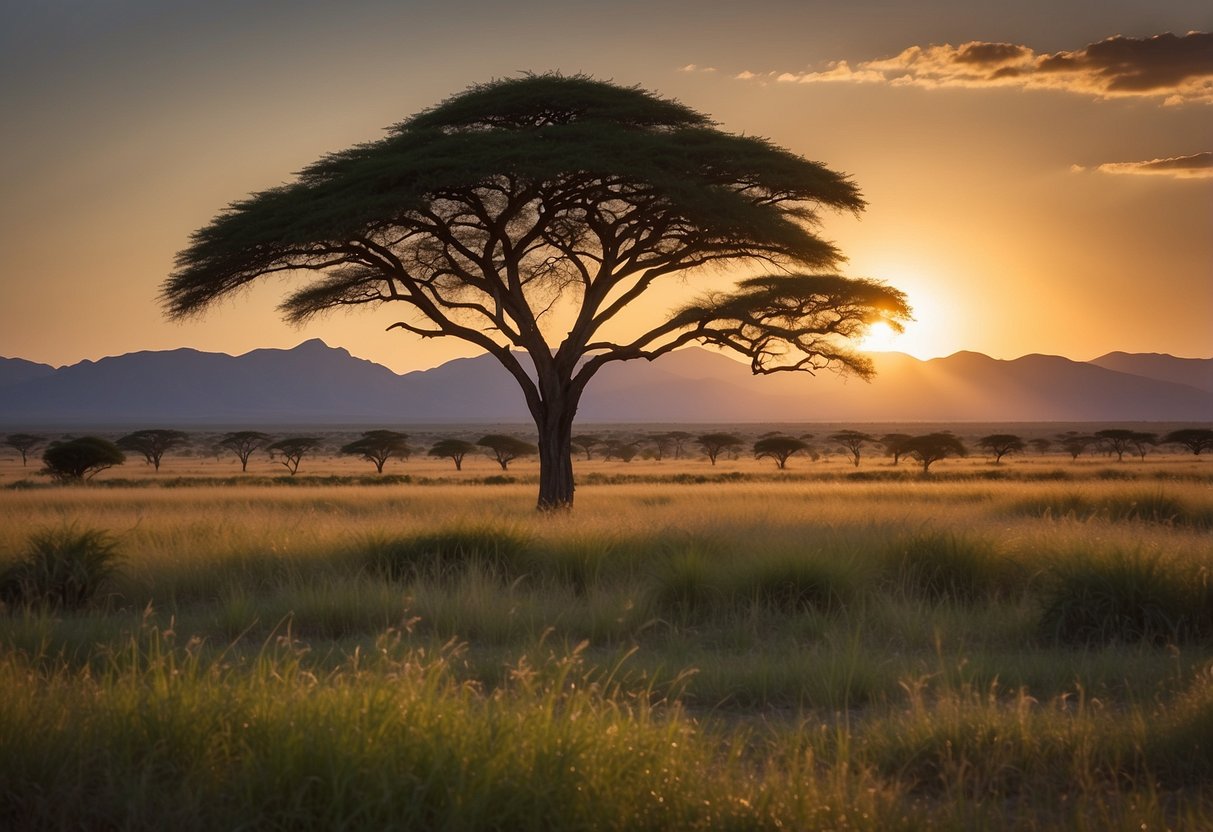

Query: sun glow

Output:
[858, 321, 903, 352]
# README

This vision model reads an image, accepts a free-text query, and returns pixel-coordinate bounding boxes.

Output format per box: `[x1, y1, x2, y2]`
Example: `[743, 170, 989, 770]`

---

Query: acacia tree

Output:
[340, 430, 412, 473]
[42, 437, 126, 483]
[5, 433, 45, 466]
[977, 433, 1025, 464]
[163, 75, 909, 510]
[478, 434, 538, 471]
[430, 438, 477, 470]
[901, 432, 967, 474]
[880, 433, 912, 466]
[116, 429, 190, 472]
[570, 435, 601, 460]
[753, 436, 809, 469]
[1095, 429, 1151, 462]
[697, 432, 743, 466]
[1164, 428, 1213, 456]
[217, 430, 274, 472]
[267, 437, 323, 476]
[829, 430, 873, 467]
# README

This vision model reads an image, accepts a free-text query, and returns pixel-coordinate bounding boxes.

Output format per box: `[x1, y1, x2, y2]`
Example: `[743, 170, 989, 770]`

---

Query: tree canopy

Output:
[753, 436, 810, 469]
[429, 438, 478, 471]
[977, 433, 1025, 464]
[5, 433, 44, 467]
[267, 437, 323, 476]
[697, 433, 743, 466]
[217, 431, 274, 472]
[42, 437, 126, 483]
[116, 429, 190, 472]
[163, 74, 909, 509]
[477, 434, 539, 471]
[900, 433, 967, 474]
[1164, 428, 1213, 456]
[339, 430, 412, 473]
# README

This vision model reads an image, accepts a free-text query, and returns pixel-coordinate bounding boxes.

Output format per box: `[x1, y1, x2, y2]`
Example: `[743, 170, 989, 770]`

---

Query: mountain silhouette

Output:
[0, 340, 1209, 425]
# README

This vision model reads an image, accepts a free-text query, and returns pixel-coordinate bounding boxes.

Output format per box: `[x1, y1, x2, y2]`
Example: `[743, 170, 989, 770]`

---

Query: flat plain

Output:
[2, 443, 1212, 829]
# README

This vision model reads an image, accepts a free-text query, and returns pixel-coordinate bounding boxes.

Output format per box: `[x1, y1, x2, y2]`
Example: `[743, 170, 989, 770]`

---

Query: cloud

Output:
[728, 32, 1213, 105]
[1093, 151, 1213, 178]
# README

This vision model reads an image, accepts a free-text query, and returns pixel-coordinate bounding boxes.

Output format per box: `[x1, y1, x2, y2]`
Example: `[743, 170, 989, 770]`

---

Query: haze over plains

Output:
[1, 1, 1209, 374]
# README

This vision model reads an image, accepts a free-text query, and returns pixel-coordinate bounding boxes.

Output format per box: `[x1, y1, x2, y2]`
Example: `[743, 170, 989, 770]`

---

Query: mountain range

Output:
[0, 340, 1210, 426]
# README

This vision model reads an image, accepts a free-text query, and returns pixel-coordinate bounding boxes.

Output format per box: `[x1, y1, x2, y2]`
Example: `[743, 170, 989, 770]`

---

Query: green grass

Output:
[2, 474, 1213, 828]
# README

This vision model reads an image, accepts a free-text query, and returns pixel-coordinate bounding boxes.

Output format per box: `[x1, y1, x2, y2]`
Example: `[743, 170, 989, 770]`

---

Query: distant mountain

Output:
[1089, 352, 1213, 394]
[0, 341, 1209, 426]
[0, 357, 56, 389]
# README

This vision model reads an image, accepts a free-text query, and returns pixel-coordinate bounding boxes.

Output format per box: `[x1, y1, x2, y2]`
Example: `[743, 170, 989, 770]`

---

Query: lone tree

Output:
[42, 437, 126, 483]
[162, 75, 909, 510]
[339, 429, 412, 473]
[570, 435, 601, 460]
[880, 433, 912, 466]
[477, 434, 539, 471]
[267, 437, 323, 476]
[1164, 428, 1213, 456]
[829, 430, 873, 467]
[697, 432, 743, 466]
[116, 429, 190, 472]
[429, 438, 477, 471]
[977, 433, 1025, 464]
[5, 433, 45, 466]
[217, 430, 274, 472]
[901, 432, 967, 474]
[753, 435, 810, 469]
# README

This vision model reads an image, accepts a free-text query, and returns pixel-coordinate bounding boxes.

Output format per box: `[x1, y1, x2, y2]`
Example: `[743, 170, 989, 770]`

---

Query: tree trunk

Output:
[534, 400, 576, 511]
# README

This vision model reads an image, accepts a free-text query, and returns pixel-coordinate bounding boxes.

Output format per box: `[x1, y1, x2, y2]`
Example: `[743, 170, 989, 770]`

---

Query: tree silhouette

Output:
[664, 430, 694, 460]
[430, 438, 477, 471]
[880, 433, 912, 466]
[217, 430, 273, 472]
[116, 429, 190, 472]
[1057, 433, 1095, 461]
[901, 433, 967, 474]
[570, 435, 601, 461]
[829, 430, 873, 467]
[339, 430, 412, 473]
[1029, 438, 1052, 455]
[1095, 429, 1154, 462]
[977, 433, 1025, 464]
[5, 433, 44, 466]
[477, 434, 538, 471]
[753, 435, 809, 469]
[267, 437, 322, 476]
[697, 432, 743, 466]
[162, 75, 909, 510]
[647, 433, 675, 461]
[42, 437, 125, 483]
[1163, 428, 1213, 456]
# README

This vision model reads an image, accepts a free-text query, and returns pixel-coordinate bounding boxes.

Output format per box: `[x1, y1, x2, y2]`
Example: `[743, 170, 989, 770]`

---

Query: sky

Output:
[1, 0, 1209, 373]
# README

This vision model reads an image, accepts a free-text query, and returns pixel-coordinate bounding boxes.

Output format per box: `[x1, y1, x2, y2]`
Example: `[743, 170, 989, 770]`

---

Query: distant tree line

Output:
[6, 425, 1211, 483]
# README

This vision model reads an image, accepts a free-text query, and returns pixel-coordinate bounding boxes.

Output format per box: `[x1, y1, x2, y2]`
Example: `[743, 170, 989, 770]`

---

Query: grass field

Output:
[1, 448, 1212, 829]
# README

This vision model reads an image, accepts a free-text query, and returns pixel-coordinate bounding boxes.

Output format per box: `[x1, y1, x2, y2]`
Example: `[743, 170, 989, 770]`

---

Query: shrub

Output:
[0, 526, 122, 610]
[739, 557, 854, 615]
[366, 525, 531, 582]
[1037, 551, 1208, 646]
[882, 530, 1020, 604]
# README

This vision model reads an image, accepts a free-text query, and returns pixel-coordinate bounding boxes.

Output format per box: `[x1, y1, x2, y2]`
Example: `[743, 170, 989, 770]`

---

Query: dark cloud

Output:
[728, 32, 1213, 105]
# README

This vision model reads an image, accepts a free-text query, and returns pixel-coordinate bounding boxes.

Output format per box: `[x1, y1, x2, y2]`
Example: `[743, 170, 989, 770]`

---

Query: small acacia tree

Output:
[430, 438, 477, 471]
[5, 433, 45, 466]
[753, 436, 809, 469]
[570, 435, 601, 460]
[829, 430, 873, 467]
[901, 432, 967, 474]
[880, 433, 912, 466]
[116, 429, 190, 472]
[217, 431, 274, 472]
[267, 437, 322, 476]
[162, 75, 909, 510]
[42, 437, 126, 483]
[478, 434, 538, 471]
[1058, 432, 1094, 461]
[698, 433, 743, 466]
[339, 430, 412, 473]
[1164, 428, 1213, 456]
[977, 433, 1025, 464]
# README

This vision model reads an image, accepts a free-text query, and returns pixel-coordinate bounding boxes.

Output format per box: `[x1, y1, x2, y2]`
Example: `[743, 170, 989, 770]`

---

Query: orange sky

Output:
[1, 1, 1209, 373]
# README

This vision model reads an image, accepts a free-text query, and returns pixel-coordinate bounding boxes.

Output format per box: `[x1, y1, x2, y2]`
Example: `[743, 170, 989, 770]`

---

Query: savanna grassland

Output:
[2, 448, 1212, 830]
